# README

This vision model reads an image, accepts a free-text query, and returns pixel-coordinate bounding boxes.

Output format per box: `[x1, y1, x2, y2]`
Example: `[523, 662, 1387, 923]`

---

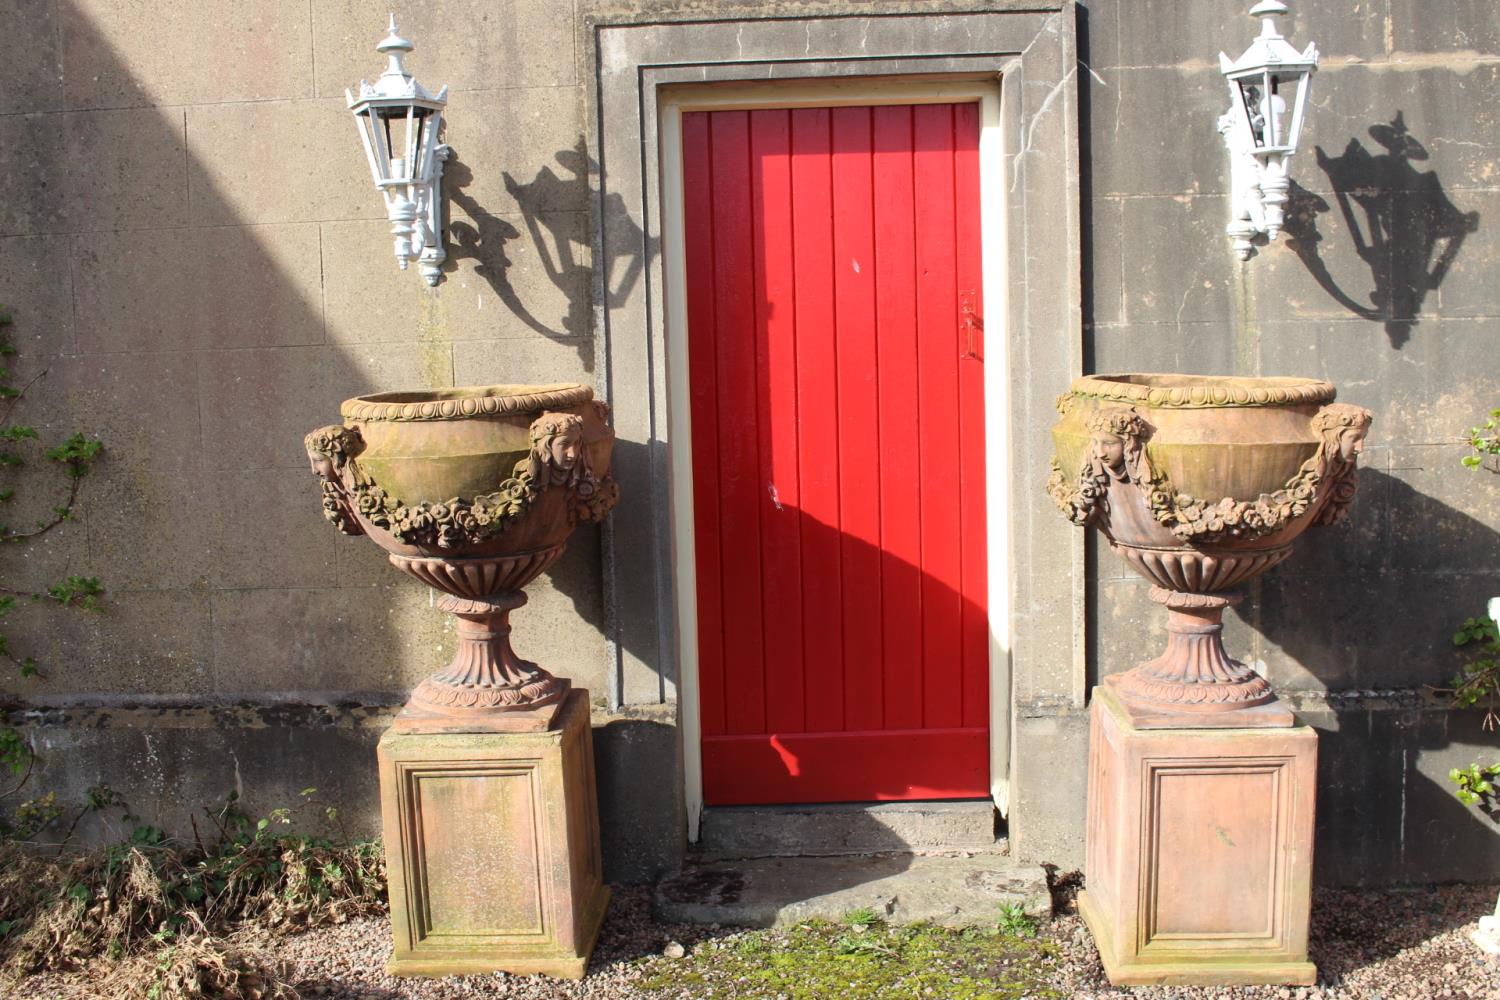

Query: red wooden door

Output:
[683, 102, 987, 805]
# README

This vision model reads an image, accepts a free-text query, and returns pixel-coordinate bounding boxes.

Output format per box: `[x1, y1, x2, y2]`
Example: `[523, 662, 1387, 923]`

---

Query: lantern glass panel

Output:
[353, 109, 387, 185]
[1267, 73, 1292, 147]
[356, 105, 434, 184]
[1233, 69, 1305, 152]
[1284, 72, 1310, 151]
[1236, 77, 1264, 147]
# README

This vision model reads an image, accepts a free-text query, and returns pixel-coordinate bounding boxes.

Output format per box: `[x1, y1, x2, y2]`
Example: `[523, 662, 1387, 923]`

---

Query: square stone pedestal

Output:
[378, 689, 609, 979]
[1078, 686, 1317, 987]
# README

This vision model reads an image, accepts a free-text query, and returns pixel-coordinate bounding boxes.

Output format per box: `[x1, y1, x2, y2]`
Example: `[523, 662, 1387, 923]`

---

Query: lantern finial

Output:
[377, 14, 415, 84]
[1250, 1, 1289, 45]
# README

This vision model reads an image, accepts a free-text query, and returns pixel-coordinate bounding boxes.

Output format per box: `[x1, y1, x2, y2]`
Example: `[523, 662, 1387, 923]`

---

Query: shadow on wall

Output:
[1282, 112, 1480, 350]
[0, 2, 627, 851]
[1251, 466, 1500, 883]
[1309, 697, 1500, 886]
[445, 137, 659, 374]
[0, 0, 419, 842]
[1257, 467, 1500, 691]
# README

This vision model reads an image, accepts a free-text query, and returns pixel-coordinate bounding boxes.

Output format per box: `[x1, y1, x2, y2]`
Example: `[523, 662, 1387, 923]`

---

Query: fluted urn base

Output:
[408, 590, 564, 716]
[1108, 588, 1294, 729]
[380, 546, 573, 733]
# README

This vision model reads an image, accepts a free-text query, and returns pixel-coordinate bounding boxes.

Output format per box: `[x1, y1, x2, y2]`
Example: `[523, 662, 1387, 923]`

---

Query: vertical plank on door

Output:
[791, 107, 843, 734]
[953, 101, 990, 730]
[682, 112, 725, 739]
[831, 106, 884, 733]
[913, 103, 963, 730]
[871, 104, 923, 731]
[708, 111, 766, 735]
[751, 109, 806, 735]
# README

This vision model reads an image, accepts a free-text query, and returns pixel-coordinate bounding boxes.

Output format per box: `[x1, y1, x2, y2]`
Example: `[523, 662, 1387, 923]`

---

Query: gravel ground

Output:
[1047, 884, 1500, 1000]
[11, 883, 1500, 999]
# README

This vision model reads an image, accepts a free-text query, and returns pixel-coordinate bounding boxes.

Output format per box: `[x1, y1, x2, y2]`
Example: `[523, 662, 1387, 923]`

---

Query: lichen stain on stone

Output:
[660, 867, 745, 905]
[1229, 257, 1261, 378]
[1391, 388, 1487, 445]
[415, 288, 453, 388]
[6, 703, 400, 734]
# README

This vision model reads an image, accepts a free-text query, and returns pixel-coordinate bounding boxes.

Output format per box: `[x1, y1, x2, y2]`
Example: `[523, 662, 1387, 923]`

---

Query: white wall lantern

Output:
[348, 16, 450, 285]
[1217, 1, 1318, 260]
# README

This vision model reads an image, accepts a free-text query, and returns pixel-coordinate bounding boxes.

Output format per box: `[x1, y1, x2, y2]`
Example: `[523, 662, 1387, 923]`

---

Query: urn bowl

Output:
[1048, 373, 1371, 724]
[305, 383, 619, 725]
[324, 383, 615, 564]
[1049, 374, 1367, 592]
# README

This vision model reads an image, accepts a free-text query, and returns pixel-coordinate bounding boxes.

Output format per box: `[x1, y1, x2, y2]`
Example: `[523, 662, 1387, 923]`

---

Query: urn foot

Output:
[402, 591, 569, 731]
[1110, 588, 1293, 729]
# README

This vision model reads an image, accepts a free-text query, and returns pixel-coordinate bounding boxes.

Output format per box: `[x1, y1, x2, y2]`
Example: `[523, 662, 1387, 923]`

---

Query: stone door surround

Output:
[588, 4, 1083, 856]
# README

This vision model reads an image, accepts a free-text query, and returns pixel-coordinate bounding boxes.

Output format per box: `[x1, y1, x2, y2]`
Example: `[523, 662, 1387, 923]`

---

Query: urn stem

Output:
[1113, 588, 1276, 712]
[407, 591, 568, 715]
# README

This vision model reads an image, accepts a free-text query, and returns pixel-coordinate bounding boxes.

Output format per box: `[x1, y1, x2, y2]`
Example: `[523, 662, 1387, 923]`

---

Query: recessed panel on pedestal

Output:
[1146, 764, 1281, 944]
[406, 766, 545, 939]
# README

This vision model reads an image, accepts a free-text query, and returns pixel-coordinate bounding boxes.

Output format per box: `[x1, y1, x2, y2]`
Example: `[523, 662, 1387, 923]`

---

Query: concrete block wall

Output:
[1, 0, 1497, 884]
[0, 0, 629, 863]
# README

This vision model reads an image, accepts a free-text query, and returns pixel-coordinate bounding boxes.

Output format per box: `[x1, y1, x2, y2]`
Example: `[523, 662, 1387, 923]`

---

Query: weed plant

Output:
[0, 789, 383, 999]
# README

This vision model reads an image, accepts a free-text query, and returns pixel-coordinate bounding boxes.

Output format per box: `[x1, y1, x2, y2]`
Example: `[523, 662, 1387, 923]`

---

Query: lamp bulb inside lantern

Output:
[1266, 91, 1287, 146]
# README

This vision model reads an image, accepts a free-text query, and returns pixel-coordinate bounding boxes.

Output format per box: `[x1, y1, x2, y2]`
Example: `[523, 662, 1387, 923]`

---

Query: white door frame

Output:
[658, 78, 1014, 840]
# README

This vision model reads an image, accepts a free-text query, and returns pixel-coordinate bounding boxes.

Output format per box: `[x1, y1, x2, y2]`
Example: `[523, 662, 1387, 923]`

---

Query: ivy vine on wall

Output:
[0, 304, 104, 796]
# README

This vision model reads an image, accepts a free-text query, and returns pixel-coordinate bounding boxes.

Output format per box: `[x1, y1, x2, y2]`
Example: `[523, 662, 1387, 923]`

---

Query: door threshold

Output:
[655, 853, 1047, 928]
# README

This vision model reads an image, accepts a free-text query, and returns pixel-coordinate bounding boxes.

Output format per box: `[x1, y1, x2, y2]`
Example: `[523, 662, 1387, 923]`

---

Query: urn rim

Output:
[1070, 373, 1335, 409]
[341, 383, 594, 423]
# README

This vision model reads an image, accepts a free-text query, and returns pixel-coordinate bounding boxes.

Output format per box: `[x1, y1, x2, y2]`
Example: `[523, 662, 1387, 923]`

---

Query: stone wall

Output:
[0, 0, 630, 862]
[1, 0, 1498, 885]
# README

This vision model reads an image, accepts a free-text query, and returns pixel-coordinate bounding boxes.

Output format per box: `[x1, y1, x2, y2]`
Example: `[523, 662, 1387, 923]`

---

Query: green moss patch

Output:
[638, 919, 1061, 1000]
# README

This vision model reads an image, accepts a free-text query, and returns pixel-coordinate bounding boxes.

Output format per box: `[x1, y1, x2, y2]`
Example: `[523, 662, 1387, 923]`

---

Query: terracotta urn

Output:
[306, 384, 618, 729]
[1048, 374, 1371, 727]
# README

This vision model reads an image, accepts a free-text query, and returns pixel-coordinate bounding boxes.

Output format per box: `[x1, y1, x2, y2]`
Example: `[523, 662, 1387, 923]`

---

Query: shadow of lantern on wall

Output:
[1281, 113, 1481, 349]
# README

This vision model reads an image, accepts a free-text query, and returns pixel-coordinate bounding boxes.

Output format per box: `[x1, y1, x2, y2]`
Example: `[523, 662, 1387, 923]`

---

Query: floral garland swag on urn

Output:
[306, 384, 619, 731]
[1049, 374, 1371, 728]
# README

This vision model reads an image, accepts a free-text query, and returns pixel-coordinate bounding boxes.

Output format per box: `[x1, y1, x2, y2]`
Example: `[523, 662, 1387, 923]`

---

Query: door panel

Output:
[684, 102, 988, 805]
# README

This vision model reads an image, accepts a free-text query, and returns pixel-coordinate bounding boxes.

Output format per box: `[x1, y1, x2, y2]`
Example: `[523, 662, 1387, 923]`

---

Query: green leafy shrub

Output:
[1444, 408, 1500, 808]
[1447, 614, 1500, 727]
[1450, 762, 1500, 810]
[997, 902, 1039, 938]
[0, 303, 104, 805]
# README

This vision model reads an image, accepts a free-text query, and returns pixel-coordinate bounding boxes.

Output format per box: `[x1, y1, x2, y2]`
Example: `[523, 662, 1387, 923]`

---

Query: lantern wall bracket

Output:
[1217, 0, 1319, 261]
[414, 144, 450, 286]
[1219, 109, 1275, 261]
